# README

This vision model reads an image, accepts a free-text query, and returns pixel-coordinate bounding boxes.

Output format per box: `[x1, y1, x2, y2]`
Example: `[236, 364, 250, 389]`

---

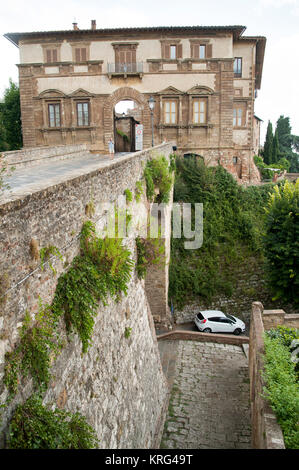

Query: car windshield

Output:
[225, 314, 236, 323]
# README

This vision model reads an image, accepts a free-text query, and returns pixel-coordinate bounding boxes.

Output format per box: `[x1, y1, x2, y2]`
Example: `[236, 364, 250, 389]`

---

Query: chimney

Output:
[91, 19, 96, 30]
[72, 22, 79, 30]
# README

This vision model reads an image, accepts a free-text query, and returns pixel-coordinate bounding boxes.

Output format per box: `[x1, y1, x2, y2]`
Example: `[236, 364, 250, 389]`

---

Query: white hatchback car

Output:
[194, 310, 245, 335]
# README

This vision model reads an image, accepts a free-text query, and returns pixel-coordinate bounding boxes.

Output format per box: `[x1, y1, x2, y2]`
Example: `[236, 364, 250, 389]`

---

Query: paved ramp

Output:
[159, 340, 251, 449]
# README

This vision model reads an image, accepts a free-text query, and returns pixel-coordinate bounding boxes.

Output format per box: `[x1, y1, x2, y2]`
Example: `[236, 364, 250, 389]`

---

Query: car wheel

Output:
[233, 328, 241, 335]
[203, 328, 212, 333]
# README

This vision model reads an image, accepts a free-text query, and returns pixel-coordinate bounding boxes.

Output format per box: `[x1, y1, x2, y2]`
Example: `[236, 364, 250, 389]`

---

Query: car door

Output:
[218, 318, 234, 333]
[207, 317, 222, 333]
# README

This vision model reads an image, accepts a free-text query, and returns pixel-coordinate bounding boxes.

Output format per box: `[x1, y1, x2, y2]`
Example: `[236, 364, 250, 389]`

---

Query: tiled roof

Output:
[4, 25, 247, 46]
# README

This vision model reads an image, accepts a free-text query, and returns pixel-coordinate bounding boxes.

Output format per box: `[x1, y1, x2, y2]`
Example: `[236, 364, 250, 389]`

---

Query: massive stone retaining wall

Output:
[0, 142, 174, 448]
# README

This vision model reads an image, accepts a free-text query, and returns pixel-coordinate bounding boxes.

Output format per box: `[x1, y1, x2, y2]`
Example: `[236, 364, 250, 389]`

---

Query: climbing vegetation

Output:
[40, 245, 63, 275]
[135, 225, 166, 280]
[169, 156, 277, 309]
[52, 220, 134, 352]
[144, 154, 173, 203]
[135, 180, 144, 202]
[124, 188, 133, 202]
[4, 301, 62, 401]
[7, 394, 99, 449]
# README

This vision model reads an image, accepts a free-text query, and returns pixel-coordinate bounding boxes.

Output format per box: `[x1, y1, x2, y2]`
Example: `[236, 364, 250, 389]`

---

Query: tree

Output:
[275, 115, 299, 172]
[1, 79, 22, 150]
[263, 179, 299, 306]
[0, 103, 9, 152]
[263, 121, 274, 165]
[272, 129, 279, 165]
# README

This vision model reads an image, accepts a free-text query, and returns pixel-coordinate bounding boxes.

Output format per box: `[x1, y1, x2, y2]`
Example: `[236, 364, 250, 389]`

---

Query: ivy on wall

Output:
[52, 220, 134, 353]
[144, 154, 174, 204]
[7, 394, 99, 449]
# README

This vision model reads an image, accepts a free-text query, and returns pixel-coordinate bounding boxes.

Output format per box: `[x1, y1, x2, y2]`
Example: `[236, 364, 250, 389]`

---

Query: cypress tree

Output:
[272, 129, 279, 164]
[263, 121, 273, 165]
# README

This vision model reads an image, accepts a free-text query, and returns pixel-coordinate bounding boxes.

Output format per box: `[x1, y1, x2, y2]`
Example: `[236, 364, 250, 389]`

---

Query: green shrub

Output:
[263, 335, 299, 449]
[144, 155, 173, 203]
[263, 179, 299, 305]
[169, 156, 274, 308]
[266, 325, 299, 348]
[7, 394, 98, 449]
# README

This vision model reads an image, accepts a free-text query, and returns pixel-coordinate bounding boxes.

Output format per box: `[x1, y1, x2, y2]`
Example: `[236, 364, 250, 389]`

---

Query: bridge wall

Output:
[0, 143, 174, 448]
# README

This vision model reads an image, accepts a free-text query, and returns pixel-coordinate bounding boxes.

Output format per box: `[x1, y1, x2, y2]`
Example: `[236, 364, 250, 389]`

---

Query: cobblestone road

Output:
[159, 340, 251, 449]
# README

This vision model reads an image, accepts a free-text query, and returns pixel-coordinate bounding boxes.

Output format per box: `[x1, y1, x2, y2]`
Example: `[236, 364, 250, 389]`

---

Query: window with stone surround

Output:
[193, 98, 207, 124]
[164, 100, 177, 124]
[161, 40, 182, 60]
[71, 43, 90, 63]
[48, 103, 61, 128]
[45, 49, 58, 63]
[76, 102, 90, 126]
[234, 57, 242, 77]
[190, 41, 212, 59]
[42, 44, 61, 63]
[233, 102, 247, 127]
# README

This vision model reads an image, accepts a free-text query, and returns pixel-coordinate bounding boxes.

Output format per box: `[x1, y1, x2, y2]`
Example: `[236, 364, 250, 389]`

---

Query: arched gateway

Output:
[103, 87, 152, 151]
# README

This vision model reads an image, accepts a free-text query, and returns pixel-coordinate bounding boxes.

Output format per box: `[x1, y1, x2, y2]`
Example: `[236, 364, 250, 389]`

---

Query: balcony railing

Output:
[107, 62, 144, 76]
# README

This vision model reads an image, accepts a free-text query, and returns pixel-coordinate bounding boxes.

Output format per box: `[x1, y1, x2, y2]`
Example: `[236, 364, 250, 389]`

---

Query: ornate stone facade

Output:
[5, 24, 266, 183]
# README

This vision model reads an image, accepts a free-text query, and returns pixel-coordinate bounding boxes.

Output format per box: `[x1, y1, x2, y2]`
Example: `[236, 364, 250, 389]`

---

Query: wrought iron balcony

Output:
[107, 62, 144, 77]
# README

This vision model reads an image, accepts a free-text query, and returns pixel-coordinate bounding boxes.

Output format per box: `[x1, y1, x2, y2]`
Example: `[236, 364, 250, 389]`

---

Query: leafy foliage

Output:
[169, 156, 275, 308]
[266, 325, 299, 348]
[136, 230, 165, 280]
[135, 180, 144, 202]
[52, 221, 134, 352]
[7, 394, 99, 449]
[263, 179, 299, 305]
[4, 303, 61, 401]
[40, 245, 63, 274]
[263, 334, 299, 449]
[144, 155, 173, 203]
[124, 188, 133, 202]
[262, 115, 299, 173]
[0, 79, 22, 151]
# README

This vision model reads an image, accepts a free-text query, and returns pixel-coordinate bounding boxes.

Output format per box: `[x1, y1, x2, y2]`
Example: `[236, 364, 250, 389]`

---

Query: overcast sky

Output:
[1, 0, 299, 143]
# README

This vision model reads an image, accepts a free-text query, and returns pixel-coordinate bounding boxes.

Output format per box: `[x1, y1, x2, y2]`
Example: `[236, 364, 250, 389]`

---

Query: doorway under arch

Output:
[103, 87, 151, 152]
[114, 99, 141, 153]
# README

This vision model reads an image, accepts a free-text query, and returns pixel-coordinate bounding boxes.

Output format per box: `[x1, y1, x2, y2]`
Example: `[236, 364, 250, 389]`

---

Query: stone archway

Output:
[103, 87, 152, 151]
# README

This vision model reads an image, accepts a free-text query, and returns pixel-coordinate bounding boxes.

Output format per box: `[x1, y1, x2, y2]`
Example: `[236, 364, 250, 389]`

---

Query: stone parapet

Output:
[249, 301, 286, 449]
[2, 144, 89, 169]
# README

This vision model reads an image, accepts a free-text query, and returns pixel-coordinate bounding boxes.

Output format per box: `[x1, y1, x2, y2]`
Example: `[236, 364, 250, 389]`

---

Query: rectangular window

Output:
[46, 49, 58, 63]
[234, 57, 242, 77]
[77, 102, 89, 126]
[164, 101, 177, 124]
[75, 47, 87, 62]
[170, 45, 177, 59]
[48, 103, 61, 128]
[199, 45, 206, 59]
[233, 157, 238, 165]
[233, 104, 246, 127]
[193, 99, 207, 124]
